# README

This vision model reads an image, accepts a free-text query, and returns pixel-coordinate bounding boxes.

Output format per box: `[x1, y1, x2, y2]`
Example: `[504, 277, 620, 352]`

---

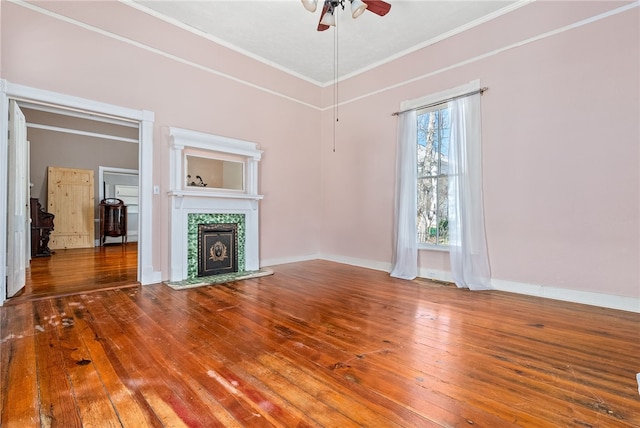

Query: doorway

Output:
[21, 108, 138, 300]
[0, 80, 157, 305]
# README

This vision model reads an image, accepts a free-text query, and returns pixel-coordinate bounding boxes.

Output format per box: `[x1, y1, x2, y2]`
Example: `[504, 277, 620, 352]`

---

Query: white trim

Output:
[168, 191, 263, 201]
[418, 244, 450, 253]
[5, 81, 146, 120]
[26, 122, 139, 144]
[260, 253, 320, 268]
[10, 0, 320, 111]
[326, 1, 640, 111]
[417, 267, 640, 313]
[400, 80, 480, 112]
[138, 116, 160, 284]
[125, 0, 533, 88]
[0, 80, 160, 305]
[320, 253, 392, 273]
[418, 268, 640, 313]
[169, 127, 263, 160]
[122, 0, 327, 88]
[334, 0, 533, 86]
[98, 167, 139, 198]
[313, 256, 640, 313]
[11, 0, 635, 109]
[0, 82, 9, 306]
[167, 128, 262, 282]
[260, 254, 392, 272]
[492, 278, 640, 314]
[418, 267, 454, 284]
[17, 100, 138, 128]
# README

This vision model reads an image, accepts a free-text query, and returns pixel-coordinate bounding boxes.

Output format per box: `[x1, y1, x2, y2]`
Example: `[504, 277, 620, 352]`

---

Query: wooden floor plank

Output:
[141, 283, 428, 427]
[66, 295, 160, 428]
[186, 278, 555, 425]
[137, 285, 319, 428]
[1, 259, 639, 427]
[9, 244, 138, 304]
[32, 299, 83, 427]
[48, 298, 123, 427]
[172, 284, 500, 427]
[1, 304, 41, 427]
[78, 291, 234, 428]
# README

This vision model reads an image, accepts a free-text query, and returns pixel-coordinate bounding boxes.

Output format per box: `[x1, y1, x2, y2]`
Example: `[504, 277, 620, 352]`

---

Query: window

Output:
[417, 104, 450, 246]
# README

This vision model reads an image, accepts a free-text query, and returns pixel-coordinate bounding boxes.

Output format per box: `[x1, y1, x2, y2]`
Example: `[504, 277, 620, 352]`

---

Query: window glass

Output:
[417, 105, 450, 245]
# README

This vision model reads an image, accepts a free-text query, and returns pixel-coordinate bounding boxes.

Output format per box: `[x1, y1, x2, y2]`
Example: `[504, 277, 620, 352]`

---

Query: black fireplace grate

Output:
[197, 223, 238, 277]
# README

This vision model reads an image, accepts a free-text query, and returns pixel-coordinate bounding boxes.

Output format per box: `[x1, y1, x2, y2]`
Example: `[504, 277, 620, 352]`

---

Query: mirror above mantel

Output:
[168, 127, 263, 201]
[185, 154, 244, 191]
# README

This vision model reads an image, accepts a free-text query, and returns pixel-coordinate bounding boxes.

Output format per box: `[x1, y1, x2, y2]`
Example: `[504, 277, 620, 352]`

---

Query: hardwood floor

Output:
[8, 243, 138, 304]
[1, 260, 638, 427]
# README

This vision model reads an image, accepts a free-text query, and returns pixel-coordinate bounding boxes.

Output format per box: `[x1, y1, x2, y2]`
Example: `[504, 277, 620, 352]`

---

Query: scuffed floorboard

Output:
[1, 260, 639, 427]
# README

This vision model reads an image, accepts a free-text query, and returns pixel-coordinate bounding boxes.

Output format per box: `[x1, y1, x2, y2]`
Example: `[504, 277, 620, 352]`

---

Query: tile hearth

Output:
[164, 268, 273, 290]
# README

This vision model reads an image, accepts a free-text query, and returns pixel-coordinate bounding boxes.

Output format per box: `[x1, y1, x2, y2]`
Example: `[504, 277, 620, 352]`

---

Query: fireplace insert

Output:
[197, 223, 238, 277]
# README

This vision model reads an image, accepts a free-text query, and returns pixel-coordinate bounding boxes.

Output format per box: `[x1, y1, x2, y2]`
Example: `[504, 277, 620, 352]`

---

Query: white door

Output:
[6, 100, 28, 297]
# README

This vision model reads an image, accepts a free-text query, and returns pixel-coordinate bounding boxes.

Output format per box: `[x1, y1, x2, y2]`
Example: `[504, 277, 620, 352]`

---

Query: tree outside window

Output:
[417, 105, 449, 245]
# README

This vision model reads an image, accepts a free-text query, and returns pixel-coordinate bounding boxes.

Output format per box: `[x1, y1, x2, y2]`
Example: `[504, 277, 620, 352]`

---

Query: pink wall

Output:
[2, 2, 638, 299]
[0, 1, 323, 270]
[320, 1, 639, 298]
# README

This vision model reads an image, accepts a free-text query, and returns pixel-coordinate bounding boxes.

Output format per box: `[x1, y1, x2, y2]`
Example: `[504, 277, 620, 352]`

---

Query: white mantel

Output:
[168, 127, 263, 282]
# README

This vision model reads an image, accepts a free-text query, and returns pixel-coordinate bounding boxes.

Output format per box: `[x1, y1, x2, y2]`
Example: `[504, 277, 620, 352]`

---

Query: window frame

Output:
[399, 81, 481, 252]
[416, 103, 451, 251]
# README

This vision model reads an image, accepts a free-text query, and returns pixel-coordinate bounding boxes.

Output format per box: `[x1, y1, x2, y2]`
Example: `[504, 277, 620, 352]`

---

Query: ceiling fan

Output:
[301, 0, 392, 31]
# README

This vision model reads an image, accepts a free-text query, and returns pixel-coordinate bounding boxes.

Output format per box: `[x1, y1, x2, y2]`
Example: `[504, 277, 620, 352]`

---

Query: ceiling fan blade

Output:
[317, 2, 330, 31]
[362, 0, 391, 17]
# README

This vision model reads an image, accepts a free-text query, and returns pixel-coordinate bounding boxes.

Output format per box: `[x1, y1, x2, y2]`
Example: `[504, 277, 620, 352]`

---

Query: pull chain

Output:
[333, 15, 339, 152]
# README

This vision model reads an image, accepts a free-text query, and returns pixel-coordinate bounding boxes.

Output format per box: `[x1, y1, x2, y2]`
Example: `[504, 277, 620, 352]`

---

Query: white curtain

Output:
[390, 110, 418, 280]
[448, 95, 492, 290]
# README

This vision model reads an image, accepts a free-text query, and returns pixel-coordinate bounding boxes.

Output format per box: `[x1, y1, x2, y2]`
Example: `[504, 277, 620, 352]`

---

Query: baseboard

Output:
[260, 253, 392, 272]
[419, 267, 639, 313]
[141, 266, 162, 285]
[316, 256, 640, 313]
[491, 278, 640, 313]
[260, 253, 320, 267]
[418, 267, 454, 283]
[319, 254, 393, 273]
[93, 236, 138, 247]
[257, 255, 639, 313]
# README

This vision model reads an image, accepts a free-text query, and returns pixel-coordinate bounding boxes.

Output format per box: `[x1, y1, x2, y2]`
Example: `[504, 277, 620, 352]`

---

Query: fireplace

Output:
[188, 213, 246, 279]
[197, 223, 237, 276]
[167, 127, 263, 282]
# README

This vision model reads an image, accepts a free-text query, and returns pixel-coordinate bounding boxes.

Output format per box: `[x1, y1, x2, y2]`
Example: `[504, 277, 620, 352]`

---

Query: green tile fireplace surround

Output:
[186, 213, 246, 279]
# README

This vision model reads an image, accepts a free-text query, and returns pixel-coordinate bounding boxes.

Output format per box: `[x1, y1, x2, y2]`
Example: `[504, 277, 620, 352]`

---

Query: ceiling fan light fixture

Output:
[301, 0, 318, 13]
[320, 7, 336, 26]
[350, 0, 368, 18]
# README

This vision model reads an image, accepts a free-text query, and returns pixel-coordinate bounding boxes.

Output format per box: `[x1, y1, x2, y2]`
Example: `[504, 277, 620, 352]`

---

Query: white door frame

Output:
[99, 167, 139, 202]
[0, 79, 160, 305]
[99, 166, 139, 245]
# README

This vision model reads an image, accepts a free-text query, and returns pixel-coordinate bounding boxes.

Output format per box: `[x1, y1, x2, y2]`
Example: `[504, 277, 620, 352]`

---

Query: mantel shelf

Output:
[168, 190, 264, 200]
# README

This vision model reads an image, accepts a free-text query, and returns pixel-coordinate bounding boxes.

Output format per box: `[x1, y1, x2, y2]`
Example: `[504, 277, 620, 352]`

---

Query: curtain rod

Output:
[391, 87, 489, 116]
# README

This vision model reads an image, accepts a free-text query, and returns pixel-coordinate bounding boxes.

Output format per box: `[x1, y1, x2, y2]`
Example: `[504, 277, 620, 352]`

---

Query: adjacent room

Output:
[1, 1, 638, 426]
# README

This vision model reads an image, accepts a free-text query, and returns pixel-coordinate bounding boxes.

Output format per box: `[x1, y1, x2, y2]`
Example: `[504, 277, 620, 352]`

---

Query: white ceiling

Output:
[131, 1, 523, 86]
